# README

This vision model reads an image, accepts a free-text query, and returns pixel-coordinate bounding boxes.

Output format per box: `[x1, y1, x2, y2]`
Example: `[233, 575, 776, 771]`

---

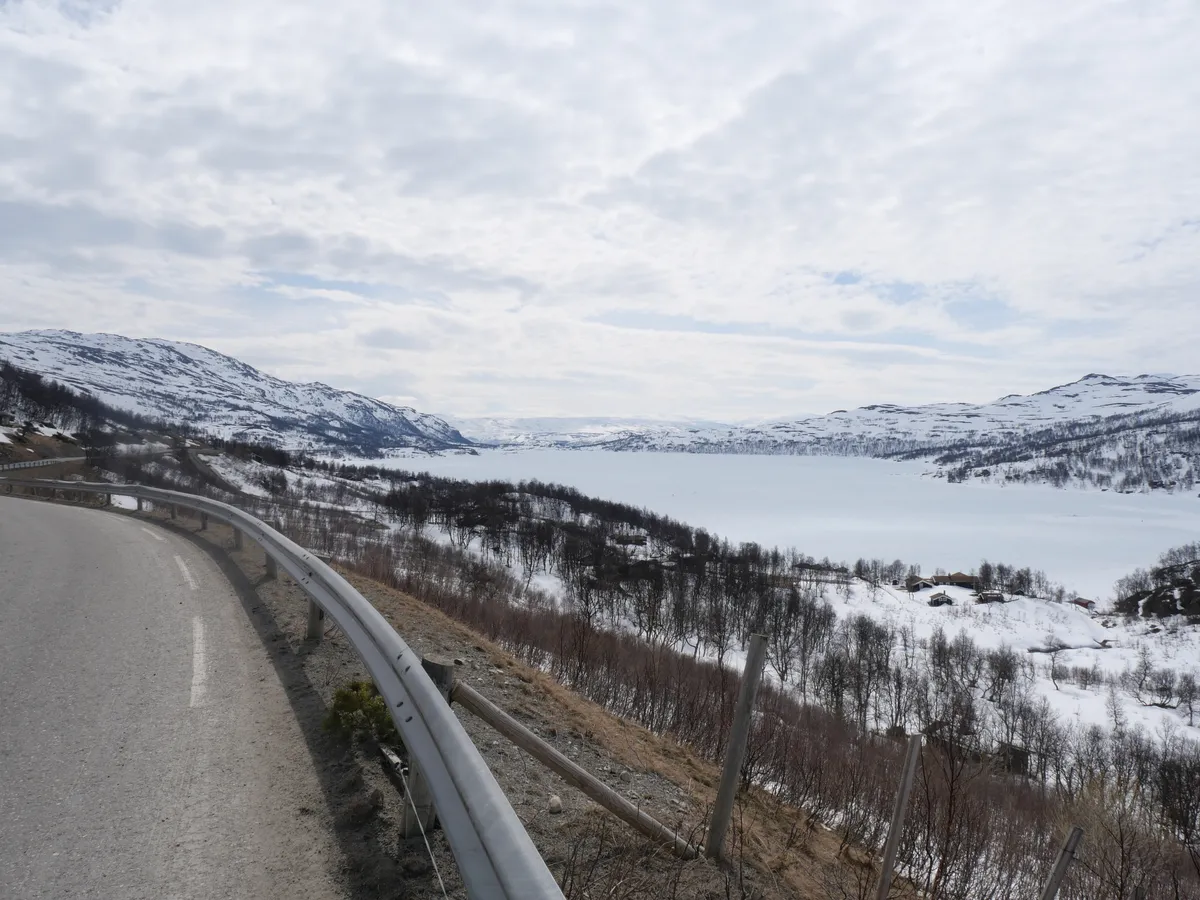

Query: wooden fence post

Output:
[1039, 826, 1084, 900]
[874, 734, 923, 900]
[705, 633, 768, 860]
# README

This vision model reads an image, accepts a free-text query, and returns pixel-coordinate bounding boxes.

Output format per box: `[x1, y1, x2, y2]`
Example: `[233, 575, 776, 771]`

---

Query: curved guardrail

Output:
[0, 455, 88, 471]
[1, 477, 564, 900]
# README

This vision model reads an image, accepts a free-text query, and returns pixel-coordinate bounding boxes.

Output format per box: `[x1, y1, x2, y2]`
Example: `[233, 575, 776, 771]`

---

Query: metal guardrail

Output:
[1, 477, 564, 900]
[0, 455, 88, 471]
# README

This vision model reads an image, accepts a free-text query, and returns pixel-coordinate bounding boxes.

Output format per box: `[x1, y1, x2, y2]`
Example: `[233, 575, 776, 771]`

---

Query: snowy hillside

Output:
[824, 581, 1199, 739]
[0, 330, 472, 453]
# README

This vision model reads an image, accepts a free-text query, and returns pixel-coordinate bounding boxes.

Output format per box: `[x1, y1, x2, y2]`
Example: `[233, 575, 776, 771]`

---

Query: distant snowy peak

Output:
[0, 330, 471, 453]
[447, 415, 735, 447]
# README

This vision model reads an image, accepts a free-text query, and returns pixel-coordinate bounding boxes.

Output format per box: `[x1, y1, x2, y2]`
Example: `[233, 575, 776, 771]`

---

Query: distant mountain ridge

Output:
[454, 374, 1200, 493]
[447, 415, 737, 447]
[3, 329, 1197, 491]
[454, 373, 1200, 455]
[0, 330, 471, 453]
[722, 372, 1200, 450]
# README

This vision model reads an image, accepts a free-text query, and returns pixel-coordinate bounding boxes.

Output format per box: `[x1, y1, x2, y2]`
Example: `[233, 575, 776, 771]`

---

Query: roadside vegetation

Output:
[323, 681, 400, 745]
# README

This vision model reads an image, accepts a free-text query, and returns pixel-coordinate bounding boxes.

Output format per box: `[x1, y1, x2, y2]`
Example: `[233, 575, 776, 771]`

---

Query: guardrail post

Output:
[200, 512, 208, 530]
[401, 656, 456, 838]
[706, 633, 768, 860]
[233, 527, 243, 550]
[169, 503, 176, 519]
[1039, 825, 1084, 900]
[874, 734, 923, 900]
[265, 551, 278, 579]
[306, 598, 324, 640]
[136, 497, 143, 511]
[423, 656, 456, 698]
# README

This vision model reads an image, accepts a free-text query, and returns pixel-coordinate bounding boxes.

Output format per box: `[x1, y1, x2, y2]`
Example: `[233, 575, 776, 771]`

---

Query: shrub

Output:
[323, 680, 399, 745]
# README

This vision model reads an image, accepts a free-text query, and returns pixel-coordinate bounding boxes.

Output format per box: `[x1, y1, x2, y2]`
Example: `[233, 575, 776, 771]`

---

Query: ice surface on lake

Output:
[359, 450, 1200, 599]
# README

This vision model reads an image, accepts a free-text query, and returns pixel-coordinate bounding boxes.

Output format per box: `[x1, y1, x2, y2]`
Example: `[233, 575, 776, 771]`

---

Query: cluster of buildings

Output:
[901, 571, 1097, 611]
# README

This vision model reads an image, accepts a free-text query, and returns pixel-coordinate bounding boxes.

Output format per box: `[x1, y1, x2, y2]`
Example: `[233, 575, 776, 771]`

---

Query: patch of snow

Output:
[115, 441, 171, 455]
[527, 571, 566, 600]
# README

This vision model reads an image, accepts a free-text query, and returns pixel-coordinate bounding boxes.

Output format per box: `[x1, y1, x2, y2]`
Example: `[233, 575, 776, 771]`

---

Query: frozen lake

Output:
[366, 450, 1200, 599]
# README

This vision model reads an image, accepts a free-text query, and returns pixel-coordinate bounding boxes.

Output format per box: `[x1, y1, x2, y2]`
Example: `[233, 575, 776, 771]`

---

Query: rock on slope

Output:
[0, 330, 471, 453]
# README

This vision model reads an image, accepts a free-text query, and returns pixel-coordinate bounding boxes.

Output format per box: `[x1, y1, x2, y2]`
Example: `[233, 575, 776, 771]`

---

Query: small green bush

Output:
[323, 680, 400, 745]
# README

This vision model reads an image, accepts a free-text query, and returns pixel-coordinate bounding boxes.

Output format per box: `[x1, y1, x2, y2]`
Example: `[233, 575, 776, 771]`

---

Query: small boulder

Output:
[402, 855, 432, 877]
[549, 795, 563, 814]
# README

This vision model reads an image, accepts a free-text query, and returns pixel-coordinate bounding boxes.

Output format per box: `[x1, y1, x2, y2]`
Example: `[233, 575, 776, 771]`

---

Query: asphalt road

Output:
[0, 496, 348, 899]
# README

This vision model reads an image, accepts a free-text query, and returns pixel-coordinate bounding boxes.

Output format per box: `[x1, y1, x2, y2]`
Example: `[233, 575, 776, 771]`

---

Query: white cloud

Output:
[0, 0, 1198, 417]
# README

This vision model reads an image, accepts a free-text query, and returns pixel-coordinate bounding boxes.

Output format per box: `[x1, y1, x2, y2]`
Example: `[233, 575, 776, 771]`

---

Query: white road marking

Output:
[175, 555, 197, 590]
[190, 617, 208, 708]
[140, 527, 166, 543]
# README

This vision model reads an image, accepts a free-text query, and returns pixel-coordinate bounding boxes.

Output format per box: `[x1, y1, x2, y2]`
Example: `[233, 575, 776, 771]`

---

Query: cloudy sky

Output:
[0, 1, 1197, 420]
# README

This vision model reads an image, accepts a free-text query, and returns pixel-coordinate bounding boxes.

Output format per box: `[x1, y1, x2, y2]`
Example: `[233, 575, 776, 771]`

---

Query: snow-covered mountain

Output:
[454, 375, 1200, 493]
[0, 330, 472, 453]
[481, 374, 1200, 453]
[729, 373, 1200, 448]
